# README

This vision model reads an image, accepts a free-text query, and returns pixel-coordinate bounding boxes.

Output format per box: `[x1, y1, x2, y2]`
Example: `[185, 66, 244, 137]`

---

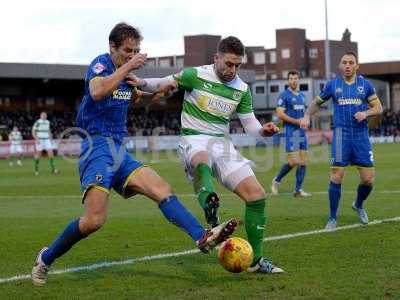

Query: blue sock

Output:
[328, 182, 342, 220]
[295, 165, 306, 192]
[355, 184, 373, 208]
[275, 163, 293, 183]
[42, 218, 85, 266]
[159, 195, 205, 241]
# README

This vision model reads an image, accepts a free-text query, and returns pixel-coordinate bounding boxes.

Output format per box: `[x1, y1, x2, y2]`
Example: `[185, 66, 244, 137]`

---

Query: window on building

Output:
[254, 52, 266, 65]
[176, 57, 184, 68]
[159, 58, 171, 68]
[284, 84, 289, 90]
[282, 70, 289, 78]
[269, 51, 276, 64]
[281, 48, 290, 59]
[146, 59, 156, 67]
[270, 73, 277, 79]
[45, 97, 55, 106]
[270, 85, 279, 93]
[301, 48, 305, 58]
[309, 48, 318, 59]
[310, 69, 319, 77]
[255, 86, 265, 94]
[299, 83, 309, 91]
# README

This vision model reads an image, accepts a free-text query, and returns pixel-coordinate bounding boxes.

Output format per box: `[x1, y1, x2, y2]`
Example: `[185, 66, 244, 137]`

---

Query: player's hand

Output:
[354, 111, 367, 122]
[152, 81, 178, 101]
[126, 73, 146, 87]
[260, 122, 279, 137]
[127, 53, 147, 70]
[299, 116, 310, 129]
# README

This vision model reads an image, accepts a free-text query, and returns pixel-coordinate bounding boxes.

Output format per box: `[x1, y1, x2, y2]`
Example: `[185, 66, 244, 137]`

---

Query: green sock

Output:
[34, 158, 39, 172]
[193, 163, 215, 210]
[49, 157, 56, 172]
[245, 198, 266, 265]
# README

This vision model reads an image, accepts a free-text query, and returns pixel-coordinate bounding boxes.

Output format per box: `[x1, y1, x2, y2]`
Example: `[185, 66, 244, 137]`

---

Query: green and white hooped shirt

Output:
[10, 131, 22, 145]
[33, 119, 51, 139]
[175, 65, 253, 137]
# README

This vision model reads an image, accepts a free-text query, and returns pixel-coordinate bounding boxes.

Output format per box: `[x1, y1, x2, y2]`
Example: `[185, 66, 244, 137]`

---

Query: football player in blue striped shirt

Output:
[31, 22, 236, 285]
[271, 70, 311, 197]
[300, 52, 382, 229]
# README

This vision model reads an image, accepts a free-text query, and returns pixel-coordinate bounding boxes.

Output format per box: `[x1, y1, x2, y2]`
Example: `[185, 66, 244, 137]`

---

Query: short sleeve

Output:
[317, 80, 333, 104]
[365, 80, 378, 103]
[86, 56, 111, 83]
[276, 92, 287, 110]
[174, 67, 197, 91]
[236, 87, 253, 114]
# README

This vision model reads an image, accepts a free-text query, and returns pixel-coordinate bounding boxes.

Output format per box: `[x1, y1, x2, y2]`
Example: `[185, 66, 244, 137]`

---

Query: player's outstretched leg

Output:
[194, 163, 220, 227]
[31, 189, 107, 285]
[126, 167, 235, 253]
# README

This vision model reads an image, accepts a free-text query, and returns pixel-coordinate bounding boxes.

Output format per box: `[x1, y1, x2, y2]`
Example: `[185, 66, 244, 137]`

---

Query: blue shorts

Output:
[331, 132, 374, 168]
[79, 136, 144, 200]
[285, 127, 308, 153]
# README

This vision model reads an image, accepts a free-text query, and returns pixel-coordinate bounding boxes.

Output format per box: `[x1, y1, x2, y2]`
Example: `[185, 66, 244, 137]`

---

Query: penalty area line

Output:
[0, 216, 399, 284]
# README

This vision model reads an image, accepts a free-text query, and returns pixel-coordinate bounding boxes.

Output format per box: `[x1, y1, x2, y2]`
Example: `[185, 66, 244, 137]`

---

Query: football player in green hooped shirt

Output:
[135, 36, 284, 274]
[31, 112, 59, 175]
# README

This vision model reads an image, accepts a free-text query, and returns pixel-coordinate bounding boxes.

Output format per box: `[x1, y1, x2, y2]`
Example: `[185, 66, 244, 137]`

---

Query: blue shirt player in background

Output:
[271, 70, 311, 198]
[31, 22, 237, 285]
[300, 52, 382, 229]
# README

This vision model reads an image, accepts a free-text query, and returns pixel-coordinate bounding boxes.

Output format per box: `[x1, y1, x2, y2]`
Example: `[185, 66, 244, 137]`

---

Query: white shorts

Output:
[10, 144, 23, 154]
[36, 139, 53, 152]
[178, 135, 255, 191]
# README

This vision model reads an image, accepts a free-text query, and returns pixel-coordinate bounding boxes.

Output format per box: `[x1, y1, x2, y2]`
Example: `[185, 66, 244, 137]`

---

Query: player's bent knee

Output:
[80, 214, 107, 234]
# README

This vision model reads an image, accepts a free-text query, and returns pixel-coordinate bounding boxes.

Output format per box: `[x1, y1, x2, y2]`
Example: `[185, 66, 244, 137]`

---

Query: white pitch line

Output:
[1, 190, 400, 199]
[1, 215, 399, 285]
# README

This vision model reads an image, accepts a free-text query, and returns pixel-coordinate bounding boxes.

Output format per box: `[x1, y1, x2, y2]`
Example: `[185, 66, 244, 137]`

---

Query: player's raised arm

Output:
[89, 53, 147, 101]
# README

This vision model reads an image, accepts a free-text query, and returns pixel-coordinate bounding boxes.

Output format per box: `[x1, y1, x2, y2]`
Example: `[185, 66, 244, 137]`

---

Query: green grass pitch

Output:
[0, 143, 399, 299]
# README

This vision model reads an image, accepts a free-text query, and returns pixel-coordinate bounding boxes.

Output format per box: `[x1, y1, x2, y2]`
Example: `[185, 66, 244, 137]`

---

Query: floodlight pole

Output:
[324, 0, 331, 80]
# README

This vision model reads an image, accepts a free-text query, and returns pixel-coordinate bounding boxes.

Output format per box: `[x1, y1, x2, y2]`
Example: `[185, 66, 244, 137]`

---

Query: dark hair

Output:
[109, 22, 142, 48]
[217, 36, 245, 56]
[287, 70, 300, 79]
[343, 51, 358, 63]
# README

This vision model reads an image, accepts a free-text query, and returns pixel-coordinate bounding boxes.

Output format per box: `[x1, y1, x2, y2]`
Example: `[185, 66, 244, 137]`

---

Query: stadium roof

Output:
[0, 62, 256, 82]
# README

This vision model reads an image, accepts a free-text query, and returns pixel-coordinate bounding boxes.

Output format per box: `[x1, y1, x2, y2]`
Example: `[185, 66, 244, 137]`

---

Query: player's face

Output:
[13, 126, 18, 131]
[288, 74, 299, 90]
[110, 38, 141, 68]
[214, 53, 243, 82]
[40, 112, 47, 119]
[339, 54, 359, 78]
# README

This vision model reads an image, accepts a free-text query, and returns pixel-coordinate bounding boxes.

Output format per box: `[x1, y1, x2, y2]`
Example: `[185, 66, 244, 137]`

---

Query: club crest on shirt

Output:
[92, 63, 105, 74]
[357, 86, 364, 94]
[232, 91, 242, 101]
[335, 87, 343, 93]
[95, 174, 103, 183]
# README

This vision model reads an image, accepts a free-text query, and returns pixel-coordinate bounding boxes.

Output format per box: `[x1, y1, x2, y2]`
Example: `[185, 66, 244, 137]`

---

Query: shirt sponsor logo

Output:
[198, 95, 235, 116]
[112, 89, 132, 100]
[337, 98, 362, 105]
[92, 63, 105, 74]
[293, 104, 305, 110]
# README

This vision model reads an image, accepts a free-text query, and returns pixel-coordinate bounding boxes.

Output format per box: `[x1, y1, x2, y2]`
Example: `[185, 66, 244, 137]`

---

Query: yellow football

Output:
[218, 237, 254, 273]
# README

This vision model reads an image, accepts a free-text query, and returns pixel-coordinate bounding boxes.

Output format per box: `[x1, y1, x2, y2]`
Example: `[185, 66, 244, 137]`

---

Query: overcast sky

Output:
[1, 0, 399, 65]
